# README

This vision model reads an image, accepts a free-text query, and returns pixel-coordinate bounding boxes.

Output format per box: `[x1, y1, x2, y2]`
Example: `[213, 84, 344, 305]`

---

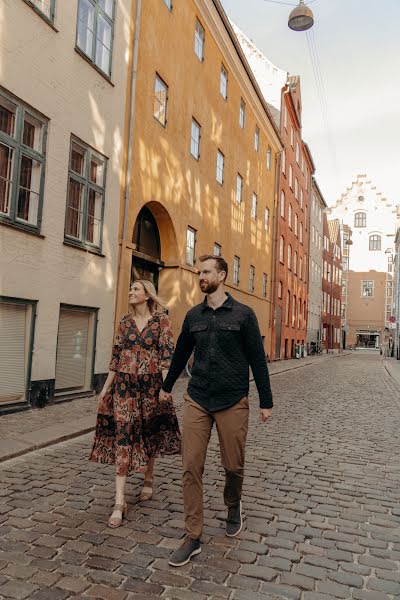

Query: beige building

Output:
[116, 0, 282, 348]
[307, 178, 326, 351]
[328, 174, 399, 348]
[0, 0, 132, 410]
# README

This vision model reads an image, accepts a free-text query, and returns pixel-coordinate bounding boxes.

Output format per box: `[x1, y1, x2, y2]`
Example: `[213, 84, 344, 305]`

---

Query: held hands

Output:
[260, 408, 273, 423]
[159, 389, 172, 402]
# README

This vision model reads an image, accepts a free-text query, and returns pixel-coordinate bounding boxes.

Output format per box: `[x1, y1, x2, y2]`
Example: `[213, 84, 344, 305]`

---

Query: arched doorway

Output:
[132, 206, 163, 289]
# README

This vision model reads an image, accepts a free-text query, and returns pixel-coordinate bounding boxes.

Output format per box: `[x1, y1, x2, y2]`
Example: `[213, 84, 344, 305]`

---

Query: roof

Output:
[229, 20, 287, 112]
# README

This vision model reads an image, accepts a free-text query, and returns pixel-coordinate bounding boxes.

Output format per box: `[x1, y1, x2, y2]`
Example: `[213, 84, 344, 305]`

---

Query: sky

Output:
[220, 0, 400, 207]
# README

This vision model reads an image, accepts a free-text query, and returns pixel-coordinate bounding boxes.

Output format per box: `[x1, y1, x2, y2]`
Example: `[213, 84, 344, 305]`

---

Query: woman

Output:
[90, 280, 181, 528]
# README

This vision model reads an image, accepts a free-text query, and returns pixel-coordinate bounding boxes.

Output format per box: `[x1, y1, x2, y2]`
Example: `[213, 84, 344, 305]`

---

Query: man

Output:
[160, 255, 273, 567]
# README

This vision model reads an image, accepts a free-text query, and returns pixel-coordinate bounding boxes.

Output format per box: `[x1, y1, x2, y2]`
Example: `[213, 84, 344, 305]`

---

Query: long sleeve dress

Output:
[89, 312, 182, 475]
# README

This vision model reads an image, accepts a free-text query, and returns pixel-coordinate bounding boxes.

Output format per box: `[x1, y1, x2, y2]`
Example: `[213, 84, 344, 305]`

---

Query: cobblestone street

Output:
[1, 352, 400, 600]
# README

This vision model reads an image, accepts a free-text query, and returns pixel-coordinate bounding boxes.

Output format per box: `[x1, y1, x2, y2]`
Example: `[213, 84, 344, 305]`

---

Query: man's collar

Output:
[201, 292, 234, 311]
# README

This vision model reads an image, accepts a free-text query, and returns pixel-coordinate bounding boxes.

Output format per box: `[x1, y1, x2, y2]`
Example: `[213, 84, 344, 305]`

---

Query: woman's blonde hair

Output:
[130, 279, 167, 315]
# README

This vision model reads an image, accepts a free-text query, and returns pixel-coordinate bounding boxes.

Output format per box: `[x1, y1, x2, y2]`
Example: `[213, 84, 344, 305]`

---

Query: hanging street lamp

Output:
[288, 0, 314, 31]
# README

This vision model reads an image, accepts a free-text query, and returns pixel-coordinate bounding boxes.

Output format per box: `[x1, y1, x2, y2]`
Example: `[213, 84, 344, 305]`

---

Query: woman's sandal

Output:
[108, 502, 128, 528]
[139, 477, 153, 502]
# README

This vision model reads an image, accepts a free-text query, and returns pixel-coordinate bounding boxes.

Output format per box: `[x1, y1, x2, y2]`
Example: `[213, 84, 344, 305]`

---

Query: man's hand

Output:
[159, 389, 172, 402]
[260, 408, 272, 423]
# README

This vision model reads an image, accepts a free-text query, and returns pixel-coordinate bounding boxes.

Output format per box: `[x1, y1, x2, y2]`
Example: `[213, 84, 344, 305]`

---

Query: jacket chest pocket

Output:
[190, 323, 208, 339]
[219, 322, 241, 333]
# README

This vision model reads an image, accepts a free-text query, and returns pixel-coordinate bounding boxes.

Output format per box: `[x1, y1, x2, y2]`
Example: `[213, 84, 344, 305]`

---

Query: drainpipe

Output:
[122, 0, 142, 242]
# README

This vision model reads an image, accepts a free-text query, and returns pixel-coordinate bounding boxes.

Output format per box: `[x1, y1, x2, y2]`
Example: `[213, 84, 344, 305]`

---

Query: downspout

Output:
[122, 0, 142, 242]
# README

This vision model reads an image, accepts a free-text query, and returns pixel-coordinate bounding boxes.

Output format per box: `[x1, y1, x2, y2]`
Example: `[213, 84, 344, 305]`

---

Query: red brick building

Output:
[322, 217, 342, 351]
[271, 77, 315, 359]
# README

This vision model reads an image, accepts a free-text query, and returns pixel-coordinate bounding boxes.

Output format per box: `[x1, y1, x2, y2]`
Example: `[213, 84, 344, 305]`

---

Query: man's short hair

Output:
[198, 255, 228, 281]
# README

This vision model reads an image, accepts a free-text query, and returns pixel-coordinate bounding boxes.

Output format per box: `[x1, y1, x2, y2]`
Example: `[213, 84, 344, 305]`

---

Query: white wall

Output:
[0, 0, 131, 381]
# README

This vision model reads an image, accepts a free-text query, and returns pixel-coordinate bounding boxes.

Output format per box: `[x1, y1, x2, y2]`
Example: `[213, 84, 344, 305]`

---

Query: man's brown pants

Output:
[182, 394, 249, 540]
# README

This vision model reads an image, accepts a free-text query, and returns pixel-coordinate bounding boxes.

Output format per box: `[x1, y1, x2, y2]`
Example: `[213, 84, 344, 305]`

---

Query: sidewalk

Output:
[0, 352, 349, 463]
[382, 356, 400, 388]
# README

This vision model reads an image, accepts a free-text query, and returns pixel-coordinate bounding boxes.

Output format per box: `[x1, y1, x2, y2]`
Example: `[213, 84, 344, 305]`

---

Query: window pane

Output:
[95, 13, 112, 74]
[77, 0, 95, 58]
[0, 97, 17, 137]
[213, 243, 221, 256]
[195, 20, 204, 60]
[98, 0, 114, 18]
[191, 120, 200, 159]
[23, 113, 43, 152]
[16, 155, 41, 225]
[154, 76, 167, 126]
[66, 177, 85, 239]
[216, 151, 224, 184]
[0, 143, 14, 215]
[220, 66, 227, 99]
[90, 156, 104, 187]
[30, 0, 53, 18]
[186, 228, 195, 265]
[70, 143, 86, 175]
[86, 188, 103, 246]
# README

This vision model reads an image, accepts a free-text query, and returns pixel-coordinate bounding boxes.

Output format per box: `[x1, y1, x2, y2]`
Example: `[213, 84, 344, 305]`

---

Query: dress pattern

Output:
[89, 313, 181, 475]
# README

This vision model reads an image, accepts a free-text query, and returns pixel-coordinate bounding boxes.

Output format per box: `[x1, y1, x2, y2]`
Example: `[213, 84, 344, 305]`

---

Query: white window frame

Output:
[216, 150, 224, 184]
[153, 74, 168, 126]
[190, 118, 201, 159]
[239, 99, 246, 129]
[236, 174, 243, 204]
[251, 192, 257, 219]
[233, 256, 240, 285]
[195, 18, 205, 61]
[186, 226, 196, 266]
[220, 64, 228, 99]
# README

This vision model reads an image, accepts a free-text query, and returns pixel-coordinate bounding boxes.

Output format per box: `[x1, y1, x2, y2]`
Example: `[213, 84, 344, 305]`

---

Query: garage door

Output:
[0, 303, 27, 404]
[55, 308, 91, 392]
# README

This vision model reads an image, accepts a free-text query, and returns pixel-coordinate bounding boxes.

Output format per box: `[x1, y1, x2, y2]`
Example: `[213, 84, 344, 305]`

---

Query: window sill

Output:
[22, 0, 58, 31]
[74, 47, 114, 86]
[0, 218, 45, 239]
[63, 239, 105, 257]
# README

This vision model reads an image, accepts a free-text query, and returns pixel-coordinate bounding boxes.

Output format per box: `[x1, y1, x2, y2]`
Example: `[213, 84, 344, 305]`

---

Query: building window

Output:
[292, 294, 296, 327]
[255, 126, 260, 152]
[361, 280, 374, 298]
[216, 150, 224, 184]
[191, 119, 201, 159]
[186, 227, 196, 266]
[296, 142, 299, 164]
[76, 0, 115, 77]
[280, 191, 285, 218]
[249, 266, 255, 292]
[251, 193, 257, 219]
[279, 236, 284, 263]
[299, 222, 303, 244]
[239, 99, 246, 129]
[288, 203, 292, 229]
[262, 273, 267, 297]
[289, 164, 293, 189]
[299, 256, 303, 280]
[233, 256, 240, 285]
[342, 256, 348, 271]
[282, 149, 286, 175]
[0, 91, 47, 232]
[285, 291, 290, 326]
[294, 213, 298, 237]
[195, 18, 205, 61]
[288, 244, 292, 270]
[295, 178, 298, 200]
[290, 127, 294, 147]
[164, 0, 172, 8]
[266, 146, 271, 171]
[298, 298, 302, 328]
[65, 138, 106, 251]
[25, 0, 56, 22]
[265, 207, 270, 231]
[303, 254, 307, 282]
[354, 211, 366, 227]
[294, 251, 297, 275]
[369, 234, 381, 251]
[220, 64, 228, 99]
[301, 154, 304, 173]
[213, 242, 221, 256]
[153, 75, 168, 126]
[236, 174, 243, 204]
[387, 280, 393, 297]
[278, 281, 282, 298]
[300, 189, 304, 209]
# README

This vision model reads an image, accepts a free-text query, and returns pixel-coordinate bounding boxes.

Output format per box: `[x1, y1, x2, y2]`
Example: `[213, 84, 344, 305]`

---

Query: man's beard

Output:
[200, 281, 219, 294]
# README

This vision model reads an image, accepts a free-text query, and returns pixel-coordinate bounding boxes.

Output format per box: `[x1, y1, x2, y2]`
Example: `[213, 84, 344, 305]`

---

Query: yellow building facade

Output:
[117, 0, 282, 347]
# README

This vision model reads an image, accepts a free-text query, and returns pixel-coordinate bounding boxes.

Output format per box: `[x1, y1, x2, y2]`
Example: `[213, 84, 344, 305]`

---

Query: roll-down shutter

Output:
[55, 309, 89, 391]
[0, 303, 27, 404]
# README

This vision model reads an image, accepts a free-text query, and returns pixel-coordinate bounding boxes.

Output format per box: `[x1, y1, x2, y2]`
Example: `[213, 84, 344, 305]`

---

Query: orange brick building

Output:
[322, 217, 342, 351]
[271, 77, 315, 359]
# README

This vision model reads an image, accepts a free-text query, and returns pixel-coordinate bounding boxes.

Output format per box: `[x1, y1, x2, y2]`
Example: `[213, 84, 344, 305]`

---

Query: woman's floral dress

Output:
[89, 312, 181, 475]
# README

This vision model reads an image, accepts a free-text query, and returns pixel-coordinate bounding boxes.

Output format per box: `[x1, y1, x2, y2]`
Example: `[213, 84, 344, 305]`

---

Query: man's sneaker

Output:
[226, 501, 243, 537]
[169, 537, 201, 567]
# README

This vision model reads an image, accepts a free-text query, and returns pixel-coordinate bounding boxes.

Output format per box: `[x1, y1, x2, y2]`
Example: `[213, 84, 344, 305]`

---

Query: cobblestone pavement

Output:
[1, 352, 400, 600]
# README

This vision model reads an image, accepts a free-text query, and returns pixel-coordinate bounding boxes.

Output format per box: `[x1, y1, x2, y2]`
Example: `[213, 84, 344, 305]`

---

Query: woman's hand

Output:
[98, 371, 116, 402]
[98, 386, 109, 403]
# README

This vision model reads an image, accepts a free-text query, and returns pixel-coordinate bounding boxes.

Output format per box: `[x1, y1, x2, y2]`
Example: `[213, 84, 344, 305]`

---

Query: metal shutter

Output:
[0, 303, 26, 404]
[55, 309, 89, 391]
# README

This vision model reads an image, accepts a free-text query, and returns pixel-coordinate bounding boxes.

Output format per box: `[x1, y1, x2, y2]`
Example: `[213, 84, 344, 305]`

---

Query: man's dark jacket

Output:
[162, 293, 273, 411]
